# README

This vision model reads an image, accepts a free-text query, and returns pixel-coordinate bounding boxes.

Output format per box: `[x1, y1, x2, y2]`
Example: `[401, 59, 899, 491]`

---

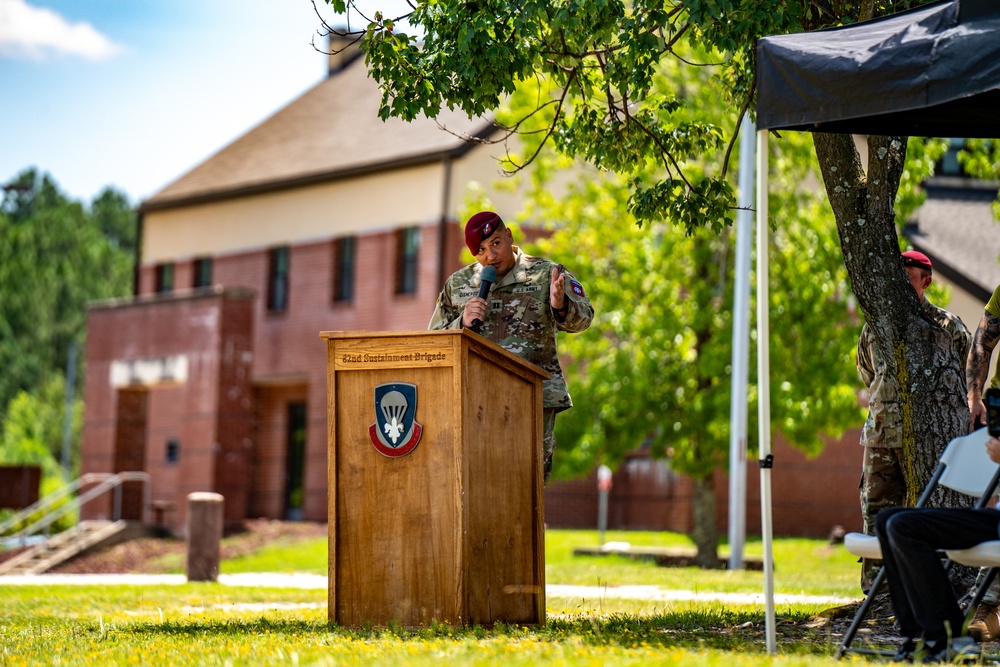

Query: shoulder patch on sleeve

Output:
[570, 280, 586, 297]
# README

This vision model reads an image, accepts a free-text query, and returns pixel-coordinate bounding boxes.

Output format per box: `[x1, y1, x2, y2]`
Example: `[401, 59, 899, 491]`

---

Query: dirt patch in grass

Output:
[796, 594, 900, 653]
[791, 594, 1000, 655]
[49, 519, 327, 574]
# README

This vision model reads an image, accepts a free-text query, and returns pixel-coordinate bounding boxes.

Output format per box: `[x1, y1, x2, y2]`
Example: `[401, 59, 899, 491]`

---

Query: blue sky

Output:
[0, 0, 353, 205]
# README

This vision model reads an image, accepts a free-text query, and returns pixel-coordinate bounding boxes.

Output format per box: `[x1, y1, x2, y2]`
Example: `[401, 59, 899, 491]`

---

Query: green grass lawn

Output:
[0, 529, 870, 666]
[221, 536, 327, 575]
[545, 530, 859, 599]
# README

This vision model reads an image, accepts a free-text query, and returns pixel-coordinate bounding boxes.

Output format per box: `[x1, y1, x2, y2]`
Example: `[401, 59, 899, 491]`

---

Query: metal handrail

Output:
[0, 472, 112, 536]
[0, 472, 151, 549]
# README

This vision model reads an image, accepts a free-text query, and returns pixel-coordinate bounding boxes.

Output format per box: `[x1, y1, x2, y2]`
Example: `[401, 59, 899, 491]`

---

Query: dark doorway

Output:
[113, 388, 148, 520]
[284, 402, 307, 520]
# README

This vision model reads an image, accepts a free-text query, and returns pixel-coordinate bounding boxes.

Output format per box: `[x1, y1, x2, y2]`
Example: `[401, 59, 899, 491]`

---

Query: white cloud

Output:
[0, 0, 123, 60]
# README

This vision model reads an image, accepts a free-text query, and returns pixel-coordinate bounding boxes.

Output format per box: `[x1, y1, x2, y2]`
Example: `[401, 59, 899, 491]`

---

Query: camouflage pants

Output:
[543, 408, 557, 484]
[860, 446, 909, 593]
[974, 567, 1000, 605]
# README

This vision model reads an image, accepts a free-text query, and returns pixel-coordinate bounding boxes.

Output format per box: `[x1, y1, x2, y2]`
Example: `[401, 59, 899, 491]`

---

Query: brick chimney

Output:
[328, 31, 363, 76]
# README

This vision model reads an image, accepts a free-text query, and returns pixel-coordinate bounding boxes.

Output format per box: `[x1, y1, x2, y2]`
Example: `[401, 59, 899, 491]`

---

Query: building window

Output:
[332, 236, 356, 303]
[154, 263, 174, 293]
[396, 227, 420, 295]
[936, 138, 971, 177]
[192, 257, 213, 289]
[165, 439, 180, 464]
[284, 402, 307, 521]
[268, 246, 290, 312]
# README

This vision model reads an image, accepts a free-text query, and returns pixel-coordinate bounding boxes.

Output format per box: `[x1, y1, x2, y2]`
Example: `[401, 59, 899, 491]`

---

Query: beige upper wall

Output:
[142, 138, 587, 264]
[448, 145, 533, 219]
[448, 143, 594, 224]
[143, 163, 446, 263]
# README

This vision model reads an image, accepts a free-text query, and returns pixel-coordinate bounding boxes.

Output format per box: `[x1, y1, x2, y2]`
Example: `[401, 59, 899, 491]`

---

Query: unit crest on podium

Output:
[368, 382, 422, 457]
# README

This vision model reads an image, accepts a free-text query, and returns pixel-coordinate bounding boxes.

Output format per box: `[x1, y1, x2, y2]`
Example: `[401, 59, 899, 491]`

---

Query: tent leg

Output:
[756, 127, 776, 654]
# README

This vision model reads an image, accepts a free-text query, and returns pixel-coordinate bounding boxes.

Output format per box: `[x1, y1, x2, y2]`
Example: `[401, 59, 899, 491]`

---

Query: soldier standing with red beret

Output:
[856, 249, 970, 593]
[429, 211, 594, 482]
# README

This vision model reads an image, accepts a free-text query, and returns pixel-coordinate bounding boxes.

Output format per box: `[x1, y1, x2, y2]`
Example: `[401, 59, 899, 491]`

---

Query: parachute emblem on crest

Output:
[369, 382, 422, 457]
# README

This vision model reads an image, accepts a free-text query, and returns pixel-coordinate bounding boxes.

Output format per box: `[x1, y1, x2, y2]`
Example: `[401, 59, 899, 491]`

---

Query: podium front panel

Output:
[333, 364, 460, 626]
[323, 330, 545, 628]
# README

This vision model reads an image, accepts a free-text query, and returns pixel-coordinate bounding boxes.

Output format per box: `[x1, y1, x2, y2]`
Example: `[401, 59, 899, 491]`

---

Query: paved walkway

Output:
[0, 573, 855, 606]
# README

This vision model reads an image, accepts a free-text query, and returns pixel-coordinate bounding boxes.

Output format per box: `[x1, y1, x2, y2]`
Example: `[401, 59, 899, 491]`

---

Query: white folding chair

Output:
[946, 544, 1000, 569]
[837, 428, 1000, 659]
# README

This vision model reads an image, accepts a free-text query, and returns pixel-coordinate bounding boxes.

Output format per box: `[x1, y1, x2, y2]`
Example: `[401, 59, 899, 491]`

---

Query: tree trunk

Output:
[812, 133, 970, 508]
[691, 474, 719, 567]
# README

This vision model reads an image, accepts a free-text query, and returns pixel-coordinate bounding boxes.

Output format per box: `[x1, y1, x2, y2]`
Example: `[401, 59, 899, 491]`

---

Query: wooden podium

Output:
[320, 329, 550, 627]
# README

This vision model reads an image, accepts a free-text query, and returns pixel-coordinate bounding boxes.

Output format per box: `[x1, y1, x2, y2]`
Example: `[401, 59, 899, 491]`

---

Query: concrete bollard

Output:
[186, 492, 224, 582]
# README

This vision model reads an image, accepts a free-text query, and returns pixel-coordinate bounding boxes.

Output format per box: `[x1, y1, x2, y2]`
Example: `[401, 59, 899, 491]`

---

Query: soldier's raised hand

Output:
[550, 266, 566, 311]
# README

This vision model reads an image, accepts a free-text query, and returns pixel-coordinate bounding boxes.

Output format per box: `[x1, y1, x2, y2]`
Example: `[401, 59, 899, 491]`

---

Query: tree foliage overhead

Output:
[324, 0, 928, 231]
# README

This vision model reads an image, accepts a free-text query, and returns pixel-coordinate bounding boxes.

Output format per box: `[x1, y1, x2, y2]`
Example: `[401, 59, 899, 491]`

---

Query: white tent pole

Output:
[756, 128, 776, 654]
[728, 113, 755, 570]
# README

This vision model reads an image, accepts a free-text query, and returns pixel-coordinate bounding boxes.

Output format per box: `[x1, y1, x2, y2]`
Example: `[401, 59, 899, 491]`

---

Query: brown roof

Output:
[142, 52, 493, 211]
[905, 178, 1000, 303]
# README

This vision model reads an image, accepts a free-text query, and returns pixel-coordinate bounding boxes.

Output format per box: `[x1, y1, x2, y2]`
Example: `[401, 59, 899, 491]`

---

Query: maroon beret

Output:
[902, 250, 932, 273]
[464, 211, 503, 254]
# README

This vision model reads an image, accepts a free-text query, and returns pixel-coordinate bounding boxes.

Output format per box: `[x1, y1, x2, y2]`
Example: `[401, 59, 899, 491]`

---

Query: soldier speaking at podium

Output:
[429, 211, 594, 482]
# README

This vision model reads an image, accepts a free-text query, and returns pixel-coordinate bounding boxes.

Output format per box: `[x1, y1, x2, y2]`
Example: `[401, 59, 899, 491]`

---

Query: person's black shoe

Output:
[892, 637, 916, 662]
[921, 636, 980, 664]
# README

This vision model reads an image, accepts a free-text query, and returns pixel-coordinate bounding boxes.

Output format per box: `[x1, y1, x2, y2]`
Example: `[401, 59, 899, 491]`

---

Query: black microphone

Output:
[470, 265, 497, 333]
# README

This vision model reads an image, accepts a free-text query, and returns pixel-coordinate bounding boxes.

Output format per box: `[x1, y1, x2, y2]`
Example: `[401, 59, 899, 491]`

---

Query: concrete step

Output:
[0, 520, 130, 575]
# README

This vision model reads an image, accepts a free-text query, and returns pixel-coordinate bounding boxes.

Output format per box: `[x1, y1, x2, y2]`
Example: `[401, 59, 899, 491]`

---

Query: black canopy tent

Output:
[748, 0, 1000, 653]
[757, 0, 1000, 137]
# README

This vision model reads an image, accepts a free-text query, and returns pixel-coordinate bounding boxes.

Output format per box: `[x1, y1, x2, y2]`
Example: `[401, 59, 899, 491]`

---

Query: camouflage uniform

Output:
[977, 284, 1000, 608]
[428, 247, 594, 481]
[857, 298, 970, 591]
[988, 284, 1000, 390]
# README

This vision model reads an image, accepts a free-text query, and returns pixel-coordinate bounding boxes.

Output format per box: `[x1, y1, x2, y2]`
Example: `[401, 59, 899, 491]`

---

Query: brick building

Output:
[80, 41, 1000, 539]
[80, 42, 521, 533]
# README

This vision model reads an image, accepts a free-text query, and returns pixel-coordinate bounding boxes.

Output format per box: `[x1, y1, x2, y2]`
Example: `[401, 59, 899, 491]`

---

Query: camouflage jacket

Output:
[988, 283, 1000, 389]
[427, 247, 594, 410]
[857, 298, 971, 448]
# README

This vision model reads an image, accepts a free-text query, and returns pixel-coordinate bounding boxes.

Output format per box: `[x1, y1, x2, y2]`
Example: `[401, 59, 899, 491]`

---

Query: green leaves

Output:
[330, 1, 924, 235]
[628, 176, 734, 235]
[360, 0, 537, 121]
[332, 0, 755, 231]
[0, 168, 134, 434]
[0, 374, 81, 478]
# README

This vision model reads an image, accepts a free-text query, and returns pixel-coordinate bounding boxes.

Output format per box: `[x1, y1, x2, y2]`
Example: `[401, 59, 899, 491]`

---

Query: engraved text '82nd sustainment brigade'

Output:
[368, 382, 423, 457]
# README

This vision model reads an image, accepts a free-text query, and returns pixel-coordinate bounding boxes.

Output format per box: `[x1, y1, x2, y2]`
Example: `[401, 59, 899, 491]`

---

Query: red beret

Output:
[902, 250, 932, 272]
[465, 212, 503, 254]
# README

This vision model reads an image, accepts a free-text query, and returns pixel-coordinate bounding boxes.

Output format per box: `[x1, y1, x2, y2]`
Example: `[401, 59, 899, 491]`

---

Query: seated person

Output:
[875, 435, 1000, 662]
